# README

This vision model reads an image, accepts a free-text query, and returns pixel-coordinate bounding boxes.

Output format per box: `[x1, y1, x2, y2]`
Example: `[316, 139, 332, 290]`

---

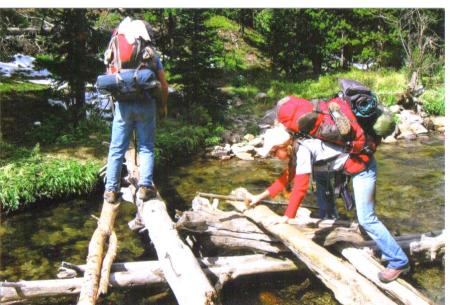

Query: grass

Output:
[0, 77, 49, 93]
[0, 143, 101, 213]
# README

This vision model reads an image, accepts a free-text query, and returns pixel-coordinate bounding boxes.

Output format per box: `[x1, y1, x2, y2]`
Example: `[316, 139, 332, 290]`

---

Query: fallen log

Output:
[0, 255, 298, 303]
[138, 194, 217, 305]
[77, 201, 120, 305]
[179, 200, 443, 263]
[340, 246, 436, 305]
[228, 188, 396, 305]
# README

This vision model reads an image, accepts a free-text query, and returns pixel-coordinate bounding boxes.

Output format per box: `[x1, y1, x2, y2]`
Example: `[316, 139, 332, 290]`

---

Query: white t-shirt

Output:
[295, 138, 349, 175]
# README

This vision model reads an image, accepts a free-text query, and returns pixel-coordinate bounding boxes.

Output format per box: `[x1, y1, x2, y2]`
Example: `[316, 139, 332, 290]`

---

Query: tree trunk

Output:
[0, 255, 297, 304]
[77, 201, 120, 305]
[139, 194, 217, 305]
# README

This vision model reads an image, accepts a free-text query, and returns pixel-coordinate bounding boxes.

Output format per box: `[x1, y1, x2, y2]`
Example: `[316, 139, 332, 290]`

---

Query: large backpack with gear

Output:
[96, 17, 160, 101]
[338, 78, 395, 138]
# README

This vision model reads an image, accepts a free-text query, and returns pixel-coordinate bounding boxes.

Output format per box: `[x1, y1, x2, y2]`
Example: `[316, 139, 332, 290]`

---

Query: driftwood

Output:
[98, 230, 117, 296]
[179, 198, 444, 263]
[137, 195, 217, 305]
[0, 255, 297, 304]
[77, 201, 120, 305]
[227, 189, 396, 305]
[121, 134, 217, 305]
[340, 246, 435, 305]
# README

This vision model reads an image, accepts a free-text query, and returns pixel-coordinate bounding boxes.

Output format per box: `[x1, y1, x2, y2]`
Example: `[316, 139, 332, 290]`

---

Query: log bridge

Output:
[0, 147, 444, 305]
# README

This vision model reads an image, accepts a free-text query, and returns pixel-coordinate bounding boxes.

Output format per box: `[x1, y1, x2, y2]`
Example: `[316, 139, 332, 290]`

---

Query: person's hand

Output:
[265, 215, 289, 226]
[245, 191, 267, 208]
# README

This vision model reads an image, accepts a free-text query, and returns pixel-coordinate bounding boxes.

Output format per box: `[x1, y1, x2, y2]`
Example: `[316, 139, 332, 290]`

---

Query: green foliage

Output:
[205, 15, 239, 31]
[421, 86, 445, 116]
[155, 120, 225, 166]
[0, 78, 49, 93]
[0, 143, 101, 213]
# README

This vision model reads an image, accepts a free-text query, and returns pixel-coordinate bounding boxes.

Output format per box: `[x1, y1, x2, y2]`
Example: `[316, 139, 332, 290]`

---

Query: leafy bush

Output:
[0, 144, 101, 213]
[421, 86, 445, 116]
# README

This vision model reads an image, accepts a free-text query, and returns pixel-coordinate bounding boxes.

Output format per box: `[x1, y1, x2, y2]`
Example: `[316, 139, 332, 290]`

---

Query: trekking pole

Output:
[196, 192, 320, 210]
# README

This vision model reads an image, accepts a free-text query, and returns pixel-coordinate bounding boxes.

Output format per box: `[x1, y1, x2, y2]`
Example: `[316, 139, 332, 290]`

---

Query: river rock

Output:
[249, 136, 263, 147]
[431, 116, 445, 129]
[210, 144, 231, 159]
[410, 122, 428, 135]
[399, 110, 423, 124]
[255, 92, 268, 100]
[382, 135, 397, 143]
[389, 105, 402, 114]
[231, 144, 255, 155]
[243, 134, 255, 142]
[235, 152, 254, 161]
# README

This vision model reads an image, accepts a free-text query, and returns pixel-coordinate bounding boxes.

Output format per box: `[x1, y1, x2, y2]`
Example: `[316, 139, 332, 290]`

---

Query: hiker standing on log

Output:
[247, 96, 410, 283]
[101, 18, 169, 203]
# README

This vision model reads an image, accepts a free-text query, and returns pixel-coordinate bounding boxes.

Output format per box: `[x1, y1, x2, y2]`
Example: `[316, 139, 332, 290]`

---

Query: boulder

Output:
[235, 152, 254, 161]
[255, 92, 268, 100]
[243, 134, 255, 142]
[389, 105, 402, 114]
[431, 116, 445, 129]
[399, 110, 423, 124]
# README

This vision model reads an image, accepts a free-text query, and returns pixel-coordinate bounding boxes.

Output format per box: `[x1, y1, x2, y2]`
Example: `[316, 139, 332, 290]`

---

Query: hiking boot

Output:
[328, 102, 351, 136]
[378, 265, 410, 283]
[104, 190, 120, 203]
[138, 185, 157, 201]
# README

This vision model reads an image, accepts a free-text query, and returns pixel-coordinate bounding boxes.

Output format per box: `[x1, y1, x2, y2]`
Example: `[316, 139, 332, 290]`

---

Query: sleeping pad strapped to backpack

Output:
[96, 17, 160, 101]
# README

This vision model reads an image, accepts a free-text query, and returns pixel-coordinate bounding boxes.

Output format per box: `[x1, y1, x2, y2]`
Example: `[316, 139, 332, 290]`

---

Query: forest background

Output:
[0, 8, 445, 213]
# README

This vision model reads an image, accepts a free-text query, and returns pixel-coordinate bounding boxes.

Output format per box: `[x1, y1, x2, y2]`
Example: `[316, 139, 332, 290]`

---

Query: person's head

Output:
[257, 126, 292, 160]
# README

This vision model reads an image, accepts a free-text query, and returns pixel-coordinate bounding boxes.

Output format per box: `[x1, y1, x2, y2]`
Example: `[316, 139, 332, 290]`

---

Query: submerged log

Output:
[77, 201, 120, 305]
[0, 255, 297, 303]
[227, 189, 396, 305]
[138, 194, 217, 305]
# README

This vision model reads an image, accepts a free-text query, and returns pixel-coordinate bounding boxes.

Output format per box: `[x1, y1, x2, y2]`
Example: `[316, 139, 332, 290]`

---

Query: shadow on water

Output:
[0, 134, 444, 304]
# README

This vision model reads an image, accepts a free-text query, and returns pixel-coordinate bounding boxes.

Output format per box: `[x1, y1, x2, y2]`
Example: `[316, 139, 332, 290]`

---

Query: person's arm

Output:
[284, 173, 310, 218]
[247, 169, 289, 207]
[157, 69, 169, 118]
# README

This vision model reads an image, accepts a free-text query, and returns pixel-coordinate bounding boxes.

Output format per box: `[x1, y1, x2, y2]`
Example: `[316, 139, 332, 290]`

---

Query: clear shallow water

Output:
[0, 135, 444, 304]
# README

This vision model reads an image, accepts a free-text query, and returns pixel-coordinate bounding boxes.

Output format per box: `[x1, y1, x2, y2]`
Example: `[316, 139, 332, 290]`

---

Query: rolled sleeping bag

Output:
[96, 68, 160, 96]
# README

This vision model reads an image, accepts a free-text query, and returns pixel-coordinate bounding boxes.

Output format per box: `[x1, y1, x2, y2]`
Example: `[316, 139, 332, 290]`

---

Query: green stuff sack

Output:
[373, 107, 396, 137]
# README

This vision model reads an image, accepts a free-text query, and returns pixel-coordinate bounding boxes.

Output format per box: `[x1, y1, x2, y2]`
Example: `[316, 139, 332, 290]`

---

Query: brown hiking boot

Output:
[104, 190, 120, 203]
[138, 185, 157, 201]
[328, 102, 351, 136]
[378, 265, 410, 283]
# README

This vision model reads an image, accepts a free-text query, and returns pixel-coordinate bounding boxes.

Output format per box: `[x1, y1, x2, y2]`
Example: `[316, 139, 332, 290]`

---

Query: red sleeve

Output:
[284, 173, 310, 218]
[267, 169, 289, 198]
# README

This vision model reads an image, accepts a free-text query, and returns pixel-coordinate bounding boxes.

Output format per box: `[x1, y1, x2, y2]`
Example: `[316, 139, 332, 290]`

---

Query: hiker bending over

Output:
[103, 18, 169, 203]
[247, 126, 410, 283]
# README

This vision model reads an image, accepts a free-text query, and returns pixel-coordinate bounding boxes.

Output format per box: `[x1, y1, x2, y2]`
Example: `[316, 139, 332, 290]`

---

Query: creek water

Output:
[0, 135, 444, 305]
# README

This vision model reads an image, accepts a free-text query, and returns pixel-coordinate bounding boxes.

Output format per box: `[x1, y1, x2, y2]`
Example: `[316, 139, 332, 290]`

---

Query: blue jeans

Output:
[314, 171, 339, 219]
[352, 157, 409, 269]
[105, 99, 156, 192]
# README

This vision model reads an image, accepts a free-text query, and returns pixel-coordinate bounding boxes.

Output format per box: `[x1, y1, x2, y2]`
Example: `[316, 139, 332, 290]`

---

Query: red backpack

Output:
[104, 21, 157, 74]
[276, 95, 381, 175]
[276, 96, 367, 150]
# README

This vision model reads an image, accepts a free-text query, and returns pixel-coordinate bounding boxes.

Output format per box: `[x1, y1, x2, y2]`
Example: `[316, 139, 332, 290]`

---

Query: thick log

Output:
[228, 189, 396, 305]
[77, 201, 120, 305]
[97, 230, 118, 296]
[356, 231, 445, 263]
[139, 195, 217, 305]
[180, 201, 443, 263]
[0, 255, 297, 303]
[176, 208, 287, 254]
[340, 247, 435, 305]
